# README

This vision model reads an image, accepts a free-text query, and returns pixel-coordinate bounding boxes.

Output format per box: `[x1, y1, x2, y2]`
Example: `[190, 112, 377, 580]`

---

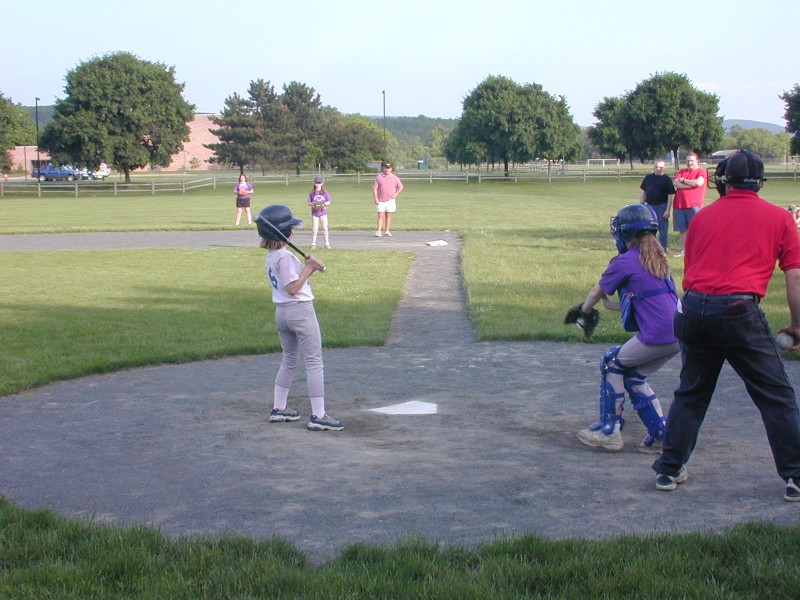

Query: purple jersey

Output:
[599, 246, 678, 345]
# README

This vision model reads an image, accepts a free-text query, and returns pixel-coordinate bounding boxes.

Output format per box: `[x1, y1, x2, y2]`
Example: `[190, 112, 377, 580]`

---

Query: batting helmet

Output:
[610, 204, 658, 253]
[255, 205, 303, 240]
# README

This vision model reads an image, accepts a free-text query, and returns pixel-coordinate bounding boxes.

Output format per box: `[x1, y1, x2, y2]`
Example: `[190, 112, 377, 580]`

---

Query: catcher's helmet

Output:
[255, 205, 303, 240]
[610, 204, 658, 253]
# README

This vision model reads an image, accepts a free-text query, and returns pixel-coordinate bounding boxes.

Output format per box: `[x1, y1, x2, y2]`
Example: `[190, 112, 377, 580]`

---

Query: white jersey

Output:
[266, 248, 314, 304]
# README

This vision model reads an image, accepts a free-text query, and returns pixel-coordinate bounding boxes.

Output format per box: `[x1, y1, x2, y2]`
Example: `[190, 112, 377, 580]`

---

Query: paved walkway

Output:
[1, 229, 799, 563]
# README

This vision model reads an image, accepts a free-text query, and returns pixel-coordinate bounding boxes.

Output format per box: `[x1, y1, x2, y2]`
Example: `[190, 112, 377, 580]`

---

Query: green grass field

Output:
[2, 178, 800, 597]
[3, 178, 799, 396]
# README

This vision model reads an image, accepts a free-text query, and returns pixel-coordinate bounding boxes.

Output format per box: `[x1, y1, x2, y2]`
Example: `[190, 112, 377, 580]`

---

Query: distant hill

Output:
[365, 116, 457, 145]
[22, 105, 55, 128]
[723, 119, 784, 134]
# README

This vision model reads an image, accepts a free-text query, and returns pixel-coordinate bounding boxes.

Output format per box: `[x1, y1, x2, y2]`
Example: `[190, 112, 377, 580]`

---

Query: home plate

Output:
[369, 401, 438, 415]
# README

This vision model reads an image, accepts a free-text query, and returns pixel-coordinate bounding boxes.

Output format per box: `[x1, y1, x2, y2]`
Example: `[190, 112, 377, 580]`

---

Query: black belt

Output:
[685, 290, 760, 303]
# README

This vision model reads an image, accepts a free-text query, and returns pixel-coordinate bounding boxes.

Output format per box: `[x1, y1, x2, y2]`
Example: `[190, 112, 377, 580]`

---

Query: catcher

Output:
[308, 176, 331, 249]
[565, 204, 680, 452]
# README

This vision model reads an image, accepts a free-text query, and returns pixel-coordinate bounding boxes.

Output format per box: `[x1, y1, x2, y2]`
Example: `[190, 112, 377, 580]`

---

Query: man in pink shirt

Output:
[372, 162, 404, 237]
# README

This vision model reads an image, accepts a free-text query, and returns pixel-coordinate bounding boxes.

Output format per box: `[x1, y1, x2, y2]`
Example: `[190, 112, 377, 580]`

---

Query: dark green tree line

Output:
[208, 81, 386, 173]
[723, 125, 792, 159]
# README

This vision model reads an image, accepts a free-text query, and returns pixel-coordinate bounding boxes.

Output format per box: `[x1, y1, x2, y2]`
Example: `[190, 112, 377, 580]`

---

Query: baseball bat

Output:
[261, 218, 326, 272]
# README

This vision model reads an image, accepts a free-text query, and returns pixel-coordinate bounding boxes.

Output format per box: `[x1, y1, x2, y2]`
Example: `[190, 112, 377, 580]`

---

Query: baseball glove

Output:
[564, 303, 600, 339]
[311, 202, 326, 211]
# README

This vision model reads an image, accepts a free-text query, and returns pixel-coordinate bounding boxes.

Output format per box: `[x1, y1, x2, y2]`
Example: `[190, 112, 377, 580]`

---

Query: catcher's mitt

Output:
[564, 303, 600, 339]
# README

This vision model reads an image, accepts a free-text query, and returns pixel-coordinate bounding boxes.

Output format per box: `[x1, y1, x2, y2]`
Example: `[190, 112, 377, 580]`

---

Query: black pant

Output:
[654, 292, 800, 480]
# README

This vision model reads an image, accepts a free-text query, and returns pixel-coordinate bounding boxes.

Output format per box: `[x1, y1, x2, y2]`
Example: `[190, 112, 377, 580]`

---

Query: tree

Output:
[209, 79, 326, 174]
[207, 82, 279, 174]
[587, 97, 628, 162]
[447, 75, 581, 175]
[780, 84, 800, 154]
[319, 113, 385, 172]
[588, 73, 724, 167]
[620, 72, 723, 165]
[39, 52, 194, 182]
[0, 93, 37, 170]
[538, 94, 582, 163]
[281, 82, 323, 175]
[723, 125, 790, 159]
[443, 121, 485, 168]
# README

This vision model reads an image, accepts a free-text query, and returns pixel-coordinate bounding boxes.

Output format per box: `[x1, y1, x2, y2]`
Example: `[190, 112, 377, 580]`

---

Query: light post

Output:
[35, 97, 41, 174]
[382, 90, 386, 163]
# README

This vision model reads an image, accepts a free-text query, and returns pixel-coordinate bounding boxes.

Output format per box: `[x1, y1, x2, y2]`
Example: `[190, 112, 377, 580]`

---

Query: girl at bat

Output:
[575, 204, 680, 453]
[254, 204, 343, 431]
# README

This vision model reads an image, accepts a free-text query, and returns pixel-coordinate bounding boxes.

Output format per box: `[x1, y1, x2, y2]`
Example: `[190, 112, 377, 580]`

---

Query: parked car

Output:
[31, 164, 83, 182]
[89, 163, 112, 180]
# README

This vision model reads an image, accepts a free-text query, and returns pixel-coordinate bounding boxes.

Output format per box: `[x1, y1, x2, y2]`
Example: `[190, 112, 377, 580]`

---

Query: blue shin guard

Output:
[624, 373, 666, 444]
[589, 346, 626, 435]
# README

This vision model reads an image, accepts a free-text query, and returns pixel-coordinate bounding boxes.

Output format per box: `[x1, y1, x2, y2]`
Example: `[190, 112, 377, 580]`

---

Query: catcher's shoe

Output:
[577, 427, 623, 451]
[638, 439, 663, 454]
[269, 407, 300, 423]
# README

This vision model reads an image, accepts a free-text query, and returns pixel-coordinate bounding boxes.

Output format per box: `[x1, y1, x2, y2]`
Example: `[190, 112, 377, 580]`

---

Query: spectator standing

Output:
[372, 162, 404, 238]
[671, 152, 707, 257]
[652, 151, 800, 502]
[640, 161, 676, 251]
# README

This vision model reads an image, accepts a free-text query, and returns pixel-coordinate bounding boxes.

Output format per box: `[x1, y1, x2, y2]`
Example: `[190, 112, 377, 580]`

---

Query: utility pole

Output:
[382, 90, 386, 162]
[35, 97, 41, 173]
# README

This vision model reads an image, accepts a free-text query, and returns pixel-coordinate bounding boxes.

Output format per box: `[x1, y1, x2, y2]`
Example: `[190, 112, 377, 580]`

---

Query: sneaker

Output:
[385, 231, 392, 237]
[785, 478, 800, 502]
[310, 244, 316, 249]
[638, 439, 663, 454]
[325, 244, 331, 249]
[374, 231, 382, 237]
[269, 407, 300, 423]
[307, 413, 344, 431]
[655, 466, 688, 491]
[577, 427, 623, 451]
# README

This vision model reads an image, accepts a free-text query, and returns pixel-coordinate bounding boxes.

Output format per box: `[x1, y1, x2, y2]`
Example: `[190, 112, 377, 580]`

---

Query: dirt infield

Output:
[1, 229, 799, 563]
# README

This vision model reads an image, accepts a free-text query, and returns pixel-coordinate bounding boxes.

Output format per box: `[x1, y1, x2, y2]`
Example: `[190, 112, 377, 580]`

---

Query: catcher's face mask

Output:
[610, 204, 659, 254]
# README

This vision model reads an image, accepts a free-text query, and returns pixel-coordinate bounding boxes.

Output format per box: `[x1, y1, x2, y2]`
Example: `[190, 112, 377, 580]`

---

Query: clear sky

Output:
[3, 0, 796, 127]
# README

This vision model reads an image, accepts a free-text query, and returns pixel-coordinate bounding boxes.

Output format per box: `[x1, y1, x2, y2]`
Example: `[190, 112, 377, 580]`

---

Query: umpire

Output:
[652, 150, 800, 502]
[639, 160, 676, 251]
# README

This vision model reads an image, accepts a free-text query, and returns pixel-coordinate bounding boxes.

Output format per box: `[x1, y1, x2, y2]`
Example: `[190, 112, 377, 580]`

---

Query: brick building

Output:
[6, 113, 220, 174]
